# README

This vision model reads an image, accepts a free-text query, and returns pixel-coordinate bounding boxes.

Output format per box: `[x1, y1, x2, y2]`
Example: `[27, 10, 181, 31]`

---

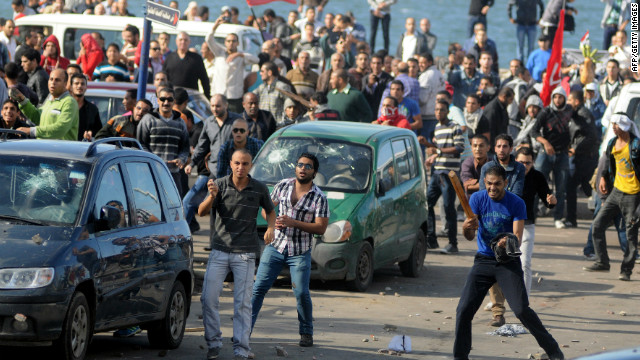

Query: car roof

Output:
[15, 14, 258, 37]
[0, 139, 149, 163]
[276, 121, 416, 144]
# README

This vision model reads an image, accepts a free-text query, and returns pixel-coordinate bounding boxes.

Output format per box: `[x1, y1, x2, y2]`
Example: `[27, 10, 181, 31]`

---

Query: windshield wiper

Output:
[0, 215, 46, 226]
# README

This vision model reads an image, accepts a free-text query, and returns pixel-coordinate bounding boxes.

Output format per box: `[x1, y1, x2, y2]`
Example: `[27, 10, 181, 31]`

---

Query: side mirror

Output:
[376, 178, 386, 197]
[98, 205, 121, 231]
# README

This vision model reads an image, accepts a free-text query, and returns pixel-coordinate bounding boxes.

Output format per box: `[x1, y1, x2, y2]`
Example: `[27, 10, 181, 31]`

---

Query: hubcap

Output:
[357, 250, 371, 281]
[169, 291, 185, 339]
[70, 305, 88, 358]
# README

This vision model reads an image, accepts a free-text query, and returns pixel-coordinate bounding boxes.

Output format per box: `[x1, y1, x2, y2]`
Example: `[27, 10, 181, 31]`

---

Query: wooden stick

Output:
[448, 170, 474, 219]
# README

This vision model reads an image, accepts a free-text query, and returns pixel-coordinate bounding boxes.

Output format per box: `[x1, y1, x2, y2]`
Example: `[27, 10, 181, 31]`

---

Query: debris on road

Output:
[275, 346, 288, 357]
[487, 324, 528, 337]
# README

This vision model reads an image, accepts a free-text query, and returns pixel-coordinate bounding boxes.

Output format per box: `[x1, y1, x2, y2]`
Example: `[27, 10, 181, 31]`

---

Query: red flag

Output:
[540, 9, 565, 106]
[246, 0, 296, 6]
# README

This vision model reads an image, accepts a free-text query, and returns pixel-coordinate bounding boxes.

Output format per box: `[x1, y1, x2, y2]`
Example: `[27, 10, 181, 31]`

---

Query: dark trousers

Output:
[543, 26, 558, 42]
[369, 12, 391, 53]
[453, 254, 561, 360]
[603, 24, 618, 50]
[592, 188, 640, 276]
[427, 172, 457, 246]
[171, 172, 183, 197]
[566, 155, 597, 224]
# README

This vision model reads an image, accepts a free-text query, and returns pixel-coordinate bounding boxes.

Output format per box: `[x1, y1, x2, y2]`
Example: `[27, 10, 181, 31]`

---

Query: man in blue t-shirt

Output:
[454, 165, 564, 360]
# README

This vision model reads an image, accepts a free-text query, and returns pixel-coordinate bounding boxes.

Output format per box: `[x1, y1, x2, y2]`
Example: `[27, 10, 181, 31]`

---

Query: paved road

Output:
[3, 212, 639, 360]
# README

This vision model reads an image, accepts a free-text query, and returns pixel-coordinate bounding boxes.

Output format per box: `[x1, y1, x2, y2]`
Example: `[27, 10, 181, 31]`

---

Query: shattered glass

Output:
[250, 137, 373, 192]
[487, 324, 529, 337]
[0, 156, 90, 225]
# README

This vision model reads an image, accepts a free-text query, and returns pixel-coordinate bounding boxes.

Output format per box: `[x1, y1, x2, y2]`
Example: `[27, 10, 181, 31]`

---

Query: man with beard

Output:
[457, 165, 564, 360]
[95, 98, 152, 139]
[241, 92, 276, 142]
[463, 94, 490, 139]
[251, 153, 329, 348]
[216, 118, 264, 178]
[69, 74, 101, 141]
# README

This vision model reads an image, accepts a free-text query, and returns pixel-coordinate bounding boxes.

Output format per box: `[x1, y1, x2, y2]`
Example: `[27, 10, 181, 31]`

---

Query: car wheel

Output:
[147, 281, 187, 349]
[399, 230, 427, 277]
[55, 292, 91, 360]
[346, 242, 373, 292]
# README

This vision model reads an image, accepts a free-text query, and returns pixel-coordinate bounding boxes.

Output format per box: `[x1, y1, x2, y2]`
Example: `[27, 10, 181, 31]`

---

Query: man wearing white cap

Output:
[584, 82, 607, 127]
[584, 113, 640, 281]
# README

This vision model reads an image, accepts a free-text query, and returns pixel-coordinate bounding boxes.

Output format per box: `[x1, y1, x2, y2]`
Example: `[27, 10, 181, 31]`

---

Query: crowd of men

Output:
[1, 0, 638, 360]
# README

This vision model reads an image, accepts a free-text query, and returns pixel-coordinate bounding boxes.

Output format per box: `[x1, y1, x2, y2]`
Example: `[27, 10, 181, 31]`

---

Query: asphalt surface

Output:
[3, 198, 640, 360]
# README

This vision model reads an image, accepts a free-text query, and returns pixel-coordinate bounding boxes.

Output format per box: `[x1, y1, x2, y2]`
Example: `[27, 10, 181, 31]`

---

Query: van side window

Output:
[392, 139, 411, 184]
[125, 162, 163, 225]
[377, 141, 395, 192]
[404, 138, 418, 179]
[94, 164, 130, 230]
[64, 28, 123, 60]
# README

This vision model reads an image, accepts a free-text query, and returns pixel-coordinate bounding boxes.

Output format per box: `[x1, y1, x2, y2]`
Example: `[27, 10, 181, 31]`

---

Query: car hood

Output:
[0, 225, 74, 268]
[257, 191, 366, 226]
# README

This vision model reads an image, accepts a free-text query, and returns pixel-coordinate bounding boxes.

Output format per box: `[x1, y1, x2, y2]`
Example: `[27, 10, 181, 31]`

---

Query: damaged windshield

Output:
[250, 137, 372, 192]
[0, 156, 90, 225]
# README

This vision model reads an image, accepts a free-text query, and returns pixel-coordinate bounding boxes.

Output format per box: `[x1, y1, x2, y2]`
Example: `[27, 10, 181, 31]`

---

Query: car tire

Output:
[147, 281, 187, 349]
[55, 292, 92, 360]
[399, 230, 427, 277]
[346, 242, 374, 292]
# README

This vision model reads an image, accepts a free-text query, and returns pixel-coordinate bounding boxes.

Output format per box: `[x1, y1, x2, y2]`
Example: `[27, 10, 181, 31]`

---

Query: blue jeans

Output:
[251, 245, 313, 335]
[369, 12, 391, 53]
[467, 14, 486, 37]
[535, 151, 569, 221]
[516, 24, 537, 62]
[584, 195, 628, 255]
[427, 172, 457, 245]
[183, 174, 208, 224]
[201, 249, 255, 357]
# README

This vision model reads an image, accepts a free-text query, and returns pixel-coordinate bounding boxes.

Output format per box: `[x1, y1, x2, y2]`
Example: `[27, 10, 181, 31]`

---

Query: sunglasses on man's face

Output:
[232, 128, 246, 134]
[159, 97, 174, 103]
[296, 163, 313, 170]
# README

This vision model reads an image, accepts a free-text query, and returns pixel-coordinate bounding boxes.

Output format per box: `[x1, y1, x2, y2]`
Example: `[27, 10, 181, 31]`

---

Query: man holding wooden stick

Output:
[454, 165, 564, 360]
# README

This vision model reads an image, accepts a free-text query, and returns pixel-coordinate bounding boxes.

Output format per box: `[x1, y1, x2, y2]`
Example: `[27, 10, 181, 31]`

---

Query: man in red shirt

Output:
[373, 96, 412, 130]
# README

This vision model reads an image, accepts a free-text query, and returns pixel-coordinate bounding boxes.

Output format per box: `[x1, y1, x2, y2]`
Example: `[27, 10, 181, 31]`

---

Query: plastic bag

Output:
[388, 335, 411, 353]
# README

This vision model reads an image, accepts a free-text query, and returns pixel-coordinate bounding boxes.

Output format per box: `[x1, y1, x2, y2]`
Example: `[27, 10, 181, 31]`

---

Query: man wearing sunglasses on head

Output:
[216, 118, 264, 179]
[251, 153, 329, 348]
[137, 87, 191, 191]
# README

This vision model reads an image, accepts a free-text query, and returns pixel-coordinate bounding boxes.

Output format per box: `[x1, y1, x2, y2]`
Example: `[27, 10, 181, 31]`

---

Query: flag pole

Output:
[249, 6, 266, 42]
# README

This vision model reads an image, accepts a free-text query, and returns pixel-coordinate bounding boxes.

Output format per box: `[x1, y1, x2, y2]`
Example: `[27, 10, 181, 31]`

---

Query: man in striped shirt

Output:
[136, 87, 190, 191]
[425, 100, 465, 253]
[251, 153, 329, 348]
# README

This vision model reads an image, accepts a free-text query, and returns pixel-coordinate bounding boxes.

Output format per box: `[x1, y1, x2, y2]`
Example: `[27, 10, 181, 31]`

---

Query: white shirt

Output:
[418, 65, 445, 117]
[0, 33, 17, 62]
[206, 32, 259, 100]
[295, 18, 323, 42]
[401, 33, 417, 62]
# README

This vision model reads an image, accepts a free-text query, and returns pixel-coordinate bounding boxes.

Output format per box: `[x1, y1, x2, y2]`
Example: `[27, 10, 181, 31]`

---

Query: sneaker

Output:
[554, 220, 566, 229]
[619, 273, 631, 281]
[483, 302, 493, 311]
[207, 347, 221, 359]
[584, 254, 596, 261]
[299, 334, 313, 347]
[489, 315, 505, 327]
[439, 243, 459, 254]
[564, 220, 577, 228]
[583, 263, 610, 272]
[113, 326, 141, 338]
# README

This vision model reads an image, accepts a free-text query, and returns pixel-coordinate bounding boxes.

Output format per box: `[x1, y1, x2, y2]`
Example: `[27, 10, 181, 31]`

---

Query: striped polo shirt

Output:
[433, 120, 465, 173]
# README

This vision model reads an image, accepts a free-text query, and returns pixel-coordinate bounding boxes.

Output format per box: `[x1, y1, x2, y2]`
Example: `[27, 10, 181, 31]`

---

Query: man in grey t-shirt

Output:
[198, 149, 276, 360]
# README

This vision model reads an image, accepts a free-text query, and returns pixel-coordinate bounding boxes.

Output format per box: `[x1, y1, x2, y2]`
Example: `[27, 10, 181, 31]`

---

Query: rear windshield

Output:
[0, 156, 90, 225]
